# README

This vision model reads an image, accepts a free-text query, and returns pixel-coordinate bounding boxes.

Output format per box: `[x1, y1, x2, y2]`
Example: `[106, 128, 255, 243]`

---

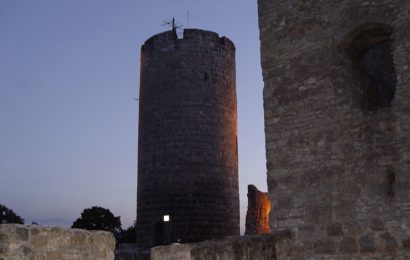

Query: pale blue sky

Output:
[0, 0, 266, 232]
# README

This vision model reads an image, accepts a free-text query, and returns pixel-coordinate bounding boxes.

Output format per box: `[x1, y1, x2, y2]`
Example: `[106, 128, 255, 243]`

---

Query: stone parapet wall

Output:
[280, 230, 410, 259]
[151, 230, 410, 259]
[0, 224, 115, 260]
[151, 232, 292, 260]
[114, 244, 150, 260]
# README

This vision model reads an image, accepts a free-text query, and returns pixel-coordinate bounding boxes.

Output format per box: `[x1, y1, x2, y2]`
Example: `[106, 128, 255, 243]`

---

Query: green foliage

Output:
[71, 206, 122, 238]
[117, 221, 136, 243]
[0, 204, 24, 224]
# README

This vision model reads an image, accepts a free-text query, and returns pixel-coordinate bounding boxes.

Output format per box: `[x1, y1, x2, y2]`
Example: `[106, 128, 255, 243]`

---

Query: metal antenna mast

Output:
[162, 16, 183, 32]
[187, 11, 190, 28]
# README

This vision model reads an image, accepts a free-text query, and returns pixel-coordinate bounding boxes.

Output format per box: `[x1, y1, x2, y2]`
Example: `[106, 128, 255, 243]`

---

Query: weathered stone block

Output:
[69, 231, 86, 248]
[30, 235, 48, 249]
[15, 226, 29, 241]
[359, 234, 377, 253]
[379, 232, 397, 252]
[0, 245, 7, 255]
[327, 223, 344, 236]
[339, 236, 358, 254]
[401, 237, 410, 251]
[370, 218, 385, 231]
[313, 239, 336, 254]
[46, 250, 63, 259]
[30, 227, 40, 236]
[0, 224, 115, 260]
[20, 246, 33, 258]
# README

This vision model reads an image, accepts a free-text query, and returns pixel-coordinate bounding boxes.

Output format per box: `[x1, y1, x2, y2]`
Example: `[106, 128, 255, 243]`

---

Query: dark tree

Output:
[71, 206, 122, 238]
[0, 204, 24, 224]
[117, 221, 136, 243]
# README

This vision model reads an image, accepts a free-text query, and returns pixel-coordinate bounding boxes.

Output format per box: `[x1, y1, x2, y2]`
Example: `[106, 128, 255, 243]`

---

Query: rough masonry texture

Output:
[0, 224, 115, 260]
[245, 185, 271, 235]
[258, 0, 410, 258]
[151, 231, 292, 260]
[137, 29, 239, 248]
[114, 244, 149, 260]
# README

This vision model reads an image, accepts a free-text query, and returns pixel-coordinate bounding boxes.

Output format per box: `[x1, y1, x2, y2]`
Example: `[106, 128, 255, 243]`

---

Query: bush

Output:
[0, 204, 24, 224]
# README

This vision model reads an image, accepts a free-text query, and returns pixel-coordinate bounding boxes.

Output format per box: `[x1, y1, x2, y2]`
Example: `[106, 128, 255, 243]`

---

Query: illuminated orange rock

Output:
[245, 185, 271, 235]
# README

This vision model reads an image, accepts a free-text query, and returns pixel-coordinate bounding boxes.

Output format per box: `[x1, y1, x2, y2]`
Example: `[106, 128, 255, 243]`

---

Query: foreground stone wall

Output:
[258, 0, 410, 258]
[0, 224, 115, 260]
[114, 244, 150, 260]
[151, 231, 291, 260]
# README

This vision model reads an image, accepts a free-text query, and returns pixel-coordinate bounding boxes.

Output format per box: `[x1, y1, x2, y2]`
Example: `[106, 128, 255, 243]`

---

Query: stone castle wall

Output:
[137, 29, 239, 248]
[151, 232, 292, 260]
[258, 0, 410, 258]
[0, 224, 115, 259]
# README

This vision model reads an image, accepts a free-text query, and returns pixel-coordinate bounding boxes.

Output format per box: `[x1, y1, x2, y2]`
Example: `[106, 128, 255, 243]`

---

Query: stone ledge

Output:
[151, 230, 292, 260]
[0, 224, 115, 260]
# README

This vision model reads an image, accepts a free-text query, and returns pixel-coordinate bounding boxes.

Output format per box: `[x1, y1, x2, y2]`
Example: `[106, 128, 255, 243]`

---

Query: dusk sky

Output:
[0, 1, 266, 232]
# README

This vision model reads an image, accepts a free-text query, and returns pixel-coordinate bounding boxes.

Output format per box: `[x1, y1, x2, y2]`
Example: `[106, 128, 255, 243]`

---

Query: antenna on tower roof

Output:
[187, 11, 190, 28]
[162, 17, 183, 32]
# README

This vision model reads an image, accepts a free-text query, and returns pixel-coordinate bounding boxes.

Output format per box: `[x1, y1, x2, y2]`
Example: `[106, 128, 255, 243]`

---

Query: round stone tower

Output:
[137, 29, 239, 248]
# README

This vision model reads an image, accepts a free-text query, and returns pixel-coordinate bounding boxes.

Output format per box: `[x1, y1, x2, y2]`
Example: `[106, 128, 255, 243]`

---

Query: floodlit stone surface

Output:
[258, 0, 410, 258]
[0, 224, 115, 260]
[245, 185, 271, 235]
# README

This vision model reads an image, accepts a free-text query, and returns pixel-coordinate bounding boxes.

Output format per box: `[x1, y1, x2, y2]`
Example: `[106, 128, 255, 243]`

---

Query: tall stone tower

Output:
[258, 0, 410, 258]
[137, 29, 239, 248]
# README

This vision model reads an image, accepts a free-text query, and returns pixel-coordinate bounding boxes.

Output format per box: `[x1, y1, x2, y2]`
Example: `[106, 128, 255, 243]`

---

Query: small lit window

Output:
[163, 215, 170, 222]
